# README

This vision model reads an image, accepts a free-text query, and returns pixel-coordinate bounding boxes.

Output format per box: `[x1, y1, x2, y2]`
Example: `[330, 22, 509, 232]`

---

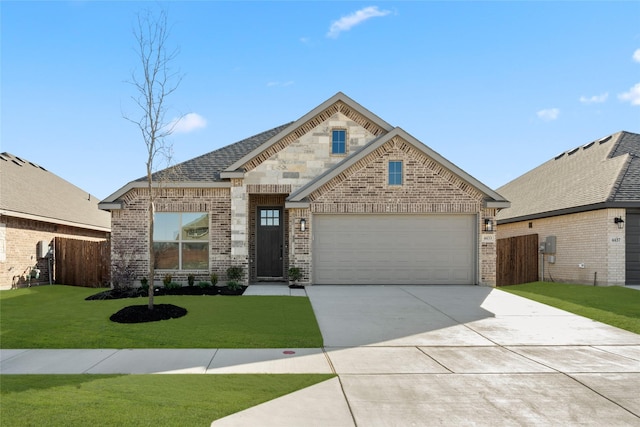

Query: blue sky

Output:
[2, 1, 639, 200]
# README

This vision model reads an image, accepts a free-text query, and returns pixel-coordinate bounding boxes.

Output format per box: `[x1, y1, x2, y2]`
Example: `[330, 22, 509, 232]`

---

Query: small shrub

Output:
[210, 273, 218, 286]
[226, 266, 244, 282]
[288, 267, 302, 283]
[197, 281, 210, 288]
[163, 274, 173, 287]
[187, 273, 195, 287]
[165, 282, 182, 290]
[140, 277, 149, 291]
[227, 281, 242, 291]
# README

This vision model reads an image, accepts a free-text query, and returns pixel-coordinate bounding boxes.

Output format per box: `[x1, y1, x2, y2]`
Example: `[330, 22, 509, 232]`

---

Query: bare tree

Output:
[125, 9, 182, 310]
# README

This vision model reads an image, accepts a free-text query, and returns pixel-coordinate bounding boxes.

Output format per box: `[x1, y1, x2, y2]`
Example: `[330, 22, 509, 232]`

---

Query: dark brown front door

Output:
[257, 207, 283, 277]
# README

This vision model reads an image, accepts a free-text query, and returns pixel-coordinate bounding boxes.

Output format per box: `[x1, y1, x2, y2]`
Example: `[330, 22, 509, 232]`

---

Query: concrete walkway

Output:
[2, 285, 639, 426]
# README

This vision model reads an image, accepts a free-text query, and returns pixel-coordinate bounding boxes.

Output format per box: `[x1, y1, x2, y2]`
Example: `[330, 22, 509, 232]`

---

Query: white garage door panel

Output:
[313, 214, 475, 285]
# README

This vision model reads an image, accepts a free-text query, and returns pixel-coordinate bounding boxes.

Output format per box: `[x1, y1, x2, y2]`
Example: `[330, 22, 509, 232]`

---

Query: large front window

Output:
[153, 213, 209, 270]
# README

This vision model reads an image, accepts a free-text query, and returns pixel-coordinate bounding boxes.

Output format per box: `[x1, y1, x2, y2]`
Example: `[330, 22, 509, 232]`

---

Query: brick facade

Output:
[0, 215, 108, 289]
[497, 208, 626, 286]
[106, 95, 502, 287]
[111, 187, 232, 286]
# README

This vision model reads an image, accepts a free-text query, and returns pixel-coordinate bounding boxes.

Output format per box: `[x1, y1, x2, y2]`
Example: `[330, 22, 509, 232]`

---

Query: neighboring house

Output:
[496, 131, 640, 286]
[99, 93, 509, 286]
[0, 152, 111, 289]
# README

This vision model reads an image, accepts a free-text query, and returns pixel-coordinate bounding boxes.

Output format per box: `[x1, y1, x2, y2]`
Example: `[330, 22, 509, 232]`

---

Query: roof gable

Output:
[221, 92, 394, 176]
[287, 128, 508, 207]
[496, 131, 639, 222]
[100, 123, 291, 205]
[0, 152, 111, 230]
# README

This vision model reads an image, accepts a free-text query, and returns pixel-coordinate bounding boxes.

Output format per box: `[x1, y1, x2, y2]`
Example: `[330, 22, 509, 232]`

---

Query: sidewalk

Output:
[2, 285, 640, 426]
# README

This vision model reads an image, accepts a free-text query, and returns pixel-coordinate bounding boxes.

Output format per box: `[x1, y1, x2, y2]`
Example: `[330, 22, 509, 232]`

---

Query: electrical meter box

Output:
[544, 236, 556, 254]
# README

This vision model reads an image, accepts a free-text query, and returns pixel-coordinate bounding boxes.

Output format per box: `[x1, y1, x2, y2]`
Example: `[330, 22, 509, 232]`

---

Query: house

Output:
[496, 131, 640, 286]
[0, 152, 111, 289]
[99, 93, 509, 286]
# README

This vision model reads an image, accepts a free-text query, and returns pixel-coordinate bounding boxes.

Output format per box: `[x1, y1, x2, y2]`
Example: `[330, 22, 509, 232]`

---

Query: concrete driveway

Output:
[2, 285, 639, 425]
[214, 285, 640, 426]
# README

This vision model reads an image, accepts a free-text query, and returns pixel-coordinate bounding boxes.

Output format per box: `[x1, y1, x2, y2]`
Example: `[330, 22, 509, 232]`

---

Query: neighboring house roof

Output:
[496, 131, 640, 223]
[287, 127, 509, 208]
[0, 152, 111, 231]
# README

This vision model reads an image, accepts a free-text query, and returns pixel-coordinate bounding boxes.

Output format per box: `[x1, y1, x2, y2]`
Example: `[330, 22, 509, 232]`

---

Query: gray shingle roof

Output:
[135, 123, 293, 183]
[496, 131, 640, 222]
[0, 152, 111, 230]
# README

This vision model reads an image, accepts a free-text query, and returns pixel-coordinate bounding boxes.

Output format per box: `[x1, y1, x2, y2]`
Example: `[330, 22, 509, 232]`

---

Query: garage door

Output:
[313, 214, 476, 285]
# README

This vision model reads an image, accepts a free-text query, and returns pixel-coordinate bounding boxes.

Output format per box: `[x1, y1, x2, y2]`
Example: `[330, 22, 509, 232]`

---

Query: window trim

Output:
[388, 160, 403, 186]
[153, 212, 209, 271]
[331, 128, 347, 155]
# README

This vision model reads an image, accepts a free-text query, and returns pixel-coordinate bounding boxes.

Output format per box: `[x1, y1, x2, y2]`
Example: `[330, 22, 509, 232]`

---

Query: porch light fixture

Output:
[614, 216, 624, 229]
[484, 218, 494, 232]
[300, 218, 306, 232]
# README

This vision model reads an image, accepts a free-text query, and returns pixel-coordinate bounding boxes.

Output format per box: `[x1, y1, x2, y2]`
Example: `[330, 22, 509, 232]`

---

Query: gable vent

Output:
[582, 141, 595, 150]
[567, 147, 580, 155]
[554, 152, 566, 160]
[599, 135, 612, 144]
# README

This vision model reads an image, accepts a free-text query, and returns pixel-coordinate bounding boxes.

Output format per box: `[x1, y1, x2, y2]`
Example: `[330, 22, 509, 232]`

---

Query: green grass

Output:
[0, 286, 323, 348]
[0, 374, 334, 426]
[500, 282, 640, 334]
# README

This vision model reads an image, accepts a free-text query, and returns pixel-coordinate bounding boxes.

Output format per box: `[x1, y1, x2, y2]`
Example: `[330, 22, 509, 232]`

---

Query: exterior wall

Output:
[229, 179, 248, 283]
[244, 112, 377, 192]
[288, 208, 311, 283]
[110, 187, 232, 286]
[496, 208, 626, 286]
[0, 214, 109, 289]
[480, 208, 497, 285]
[304, 137, 494, 286]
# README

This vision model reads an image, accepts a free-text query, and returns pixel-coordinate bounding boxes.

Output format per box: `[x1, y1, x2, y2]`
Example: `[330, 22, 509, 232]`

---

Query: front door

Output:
[257, 207, 283, 277]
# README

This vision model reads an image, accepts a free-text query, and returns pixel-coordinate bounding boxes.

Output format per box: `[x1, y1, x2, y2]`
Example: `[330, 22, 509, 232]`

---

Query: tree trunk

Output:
[148, 178, 154, 310]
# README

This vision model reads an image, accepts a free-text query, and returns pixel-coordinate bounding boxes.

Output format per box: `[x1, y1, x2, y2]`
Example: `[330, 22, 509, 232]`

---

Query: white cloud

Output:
[537, 108, 560, 121]
[633, 49, 640, 63]
[267, 81, 294, 87]
[169, 113, 207, 134]
[579, 92, 608, 104]
[618, 83, 640, 106]
[327, 6, 391, 39]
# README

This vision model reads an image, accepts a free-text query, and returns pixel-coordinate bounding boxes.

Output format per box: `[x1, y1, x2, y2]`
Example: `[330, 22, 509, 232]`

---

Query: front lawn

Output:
[0, 286, 323, 348]
[500, 282, 640, 334]
[0, 374, 334, 426]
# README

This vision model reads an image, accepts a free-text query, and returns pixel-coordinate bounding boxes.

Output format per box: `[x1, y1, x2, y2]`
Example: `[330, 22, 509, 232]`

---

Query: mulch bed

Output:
[87, 285, 247, 324]
[86, 285, 246, 300]
[110, 304, 187, 323]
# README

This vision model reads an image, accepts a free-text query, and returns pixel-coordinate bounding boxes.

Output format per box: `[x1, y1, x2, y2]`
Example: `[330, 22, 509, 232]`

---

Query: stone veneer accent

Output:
[242, 102, 387, 172]
[244, 112, 379, 191]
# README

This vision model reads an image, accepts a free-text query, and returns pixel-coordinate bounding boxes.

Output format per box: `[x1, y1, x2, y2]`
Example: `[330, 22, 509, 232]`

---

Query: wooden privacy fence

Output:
[54, 237, 110, 287]
[497, 234, 539, 286]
